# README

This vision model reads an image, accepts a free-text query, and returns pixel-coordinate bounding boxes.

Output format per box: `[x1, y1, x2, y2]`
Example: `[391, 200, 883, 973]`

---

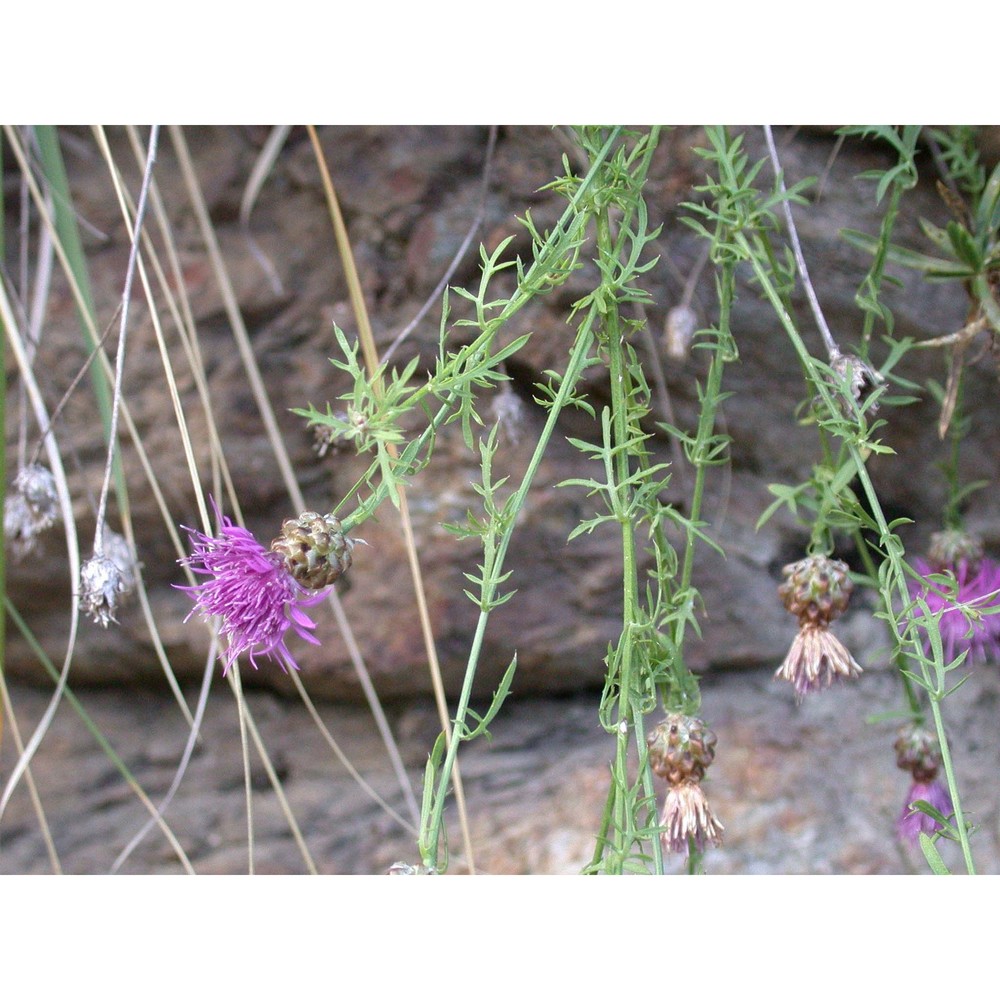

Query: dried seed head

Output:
[927, 528, 984, 574]
[386, 862, 437, 875]
[647, 713, 718, 785]
[829, 351, 885, 415]
[775, 621, 863, 699]
[779, 554, 854, 626]
[313, 423, 341, 458]
[894, 724, 941, 783]
[80, 528, 139, 627]
[491, 381, 526, 444]
[80, 554, 129, 627]
[660, 780, 724, 855]
[663, 304, 698, 360]
[270, 511, 353, 589]
[4, 464, 60, 560]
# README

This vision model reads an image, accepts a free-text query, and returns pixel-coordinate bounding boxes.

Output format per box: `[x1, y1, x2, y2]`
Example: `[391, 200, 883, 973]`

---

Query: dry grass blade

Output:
[0, 671, 62, 873]
[168, 126, 421, 841]
[306, 124, 477, 871]
[0, 287, 80, 820]
[239, 125, 291, 296]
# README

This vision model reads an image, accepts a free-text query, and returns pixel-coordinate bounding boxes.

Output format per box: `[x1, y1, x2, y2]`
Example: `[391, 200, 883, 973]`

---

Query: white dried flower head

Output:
[4, 464, 60, 560]
[80, 554, 127, 627]
[829, 352, 885, 416]
[386, 862, 437, 875]
[102, 529, 139, 596]
[664, 304, 698, 360]
[491, 382, 525, 444]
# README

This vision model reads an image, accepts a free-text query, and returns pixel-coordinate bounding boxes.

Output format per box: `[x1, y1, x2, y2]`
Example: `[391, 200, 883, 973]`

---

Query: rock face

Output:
[4, 125, 1000, 704]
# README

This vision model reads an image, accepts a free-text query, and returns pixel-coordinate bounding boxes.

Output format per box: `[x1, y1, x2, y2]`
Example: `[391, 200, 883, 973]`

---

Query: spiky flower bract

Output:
[177, 498, 326, 674]
[908, 555, 1000, 665]
[897, 780, 953, 846]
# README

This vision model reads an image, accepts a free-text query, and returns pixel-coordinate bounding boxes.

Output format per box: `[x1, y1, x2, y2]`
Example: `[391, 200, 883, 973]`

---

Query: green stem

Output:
[418, 315, 600, 870]
[596, 205, 664, 875]
[742, 232, 975, 874]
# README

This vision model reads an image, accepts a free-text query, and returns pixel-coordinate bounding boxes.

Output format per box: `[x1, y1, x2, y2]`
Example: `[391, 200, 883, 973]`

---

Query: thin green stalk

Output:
[850, 453, 976, 874]
[419, 313, 600, 871]
[742, 234, 976, 873]
[597, 204, 663, 875]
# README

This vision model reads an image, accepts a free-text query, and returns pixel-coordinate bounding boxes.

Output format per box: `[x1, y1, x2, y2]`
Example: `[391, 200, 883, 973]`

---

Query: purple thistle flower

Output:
[897, 780, 953, 846]
[177, 498, 326, 674]
[908, 556, 1000, 665]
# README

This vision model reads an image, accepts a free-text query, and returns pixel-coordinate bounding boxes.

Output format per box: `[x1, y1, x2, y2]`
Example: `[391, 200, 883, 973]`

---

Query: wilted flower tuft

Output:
[775, 554, 862, 698]
[660, 781, 725, 855]
[177, 498, 332, 674]
[775, 622, 863, 699]
[648, 713, 723, 856]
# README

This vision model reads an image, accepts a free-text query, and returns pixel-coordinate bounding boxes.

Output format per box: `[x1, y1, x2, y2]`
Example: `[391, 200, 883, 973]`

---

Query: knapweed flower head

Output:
[908, 532, 1000, 665]
[177, 498, 346, 674]
[775, 554, 862, 698]
[897, 780, 953, 847]
[648, 714, 723, 856]
[4, 464, 60, 560]
[80, 531, 139, 628]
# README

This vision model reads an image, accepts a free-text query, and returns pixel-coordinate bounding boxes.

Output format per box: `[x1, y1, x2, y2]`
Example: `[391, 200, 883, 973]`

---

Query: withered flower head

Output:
[660, 781, 725, 856]
[775, 621, 863, 699]
[4, 464, 60, 560]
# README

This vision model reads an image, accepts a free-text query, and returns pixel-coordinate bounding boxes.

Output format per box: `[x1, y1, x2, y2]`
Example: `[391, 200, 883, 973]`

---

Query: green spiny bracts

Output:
[778, 554, 853, 626]
[647, 713, 718, 786]
[270, 511, 353, 589]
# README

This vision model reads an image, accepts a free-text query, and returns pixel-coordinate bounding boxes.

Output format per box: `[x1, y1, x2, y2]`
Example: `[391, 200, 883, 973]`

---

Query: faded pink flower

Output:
[897, 780, 953, 846]
[660, 781, 724, 855]
[908, 556, 1000, 665]
[775, 621, 863, 699]
[177, 498, 325, 674]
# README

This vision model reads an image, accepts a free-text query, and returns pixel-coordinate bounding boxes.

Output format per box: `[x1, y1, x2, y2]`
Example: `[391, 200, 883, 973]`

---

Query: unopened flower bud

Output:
[80, 554, 127, 627]
[829, 351, 884, 416]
